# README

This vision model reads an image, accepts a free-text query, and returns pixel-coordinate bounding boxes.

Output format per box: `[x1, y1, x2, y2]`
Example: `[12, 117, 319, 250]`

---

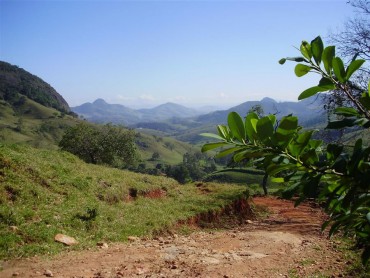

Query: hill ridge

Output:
[0, 61, 71, 113]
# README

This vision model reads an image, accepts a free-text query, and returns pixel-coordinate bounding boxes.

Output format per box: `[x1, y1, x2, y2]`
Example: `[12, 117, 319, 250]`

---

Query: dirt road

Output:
[1, 197, 352, 277]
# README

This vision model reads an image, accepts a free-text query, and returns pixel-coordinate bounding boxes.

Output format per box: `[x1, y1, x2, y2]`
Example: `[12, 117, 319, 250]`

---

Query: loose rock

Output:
[44, 269, 53, 277]
[54, 234, 78, 246]
[97, 242, 109, 249]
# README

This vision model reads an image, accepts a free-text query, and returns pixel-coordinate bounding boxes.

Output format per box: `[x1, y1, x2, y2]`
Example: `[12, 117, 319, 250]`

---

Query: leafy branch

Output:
[202, 36, 370, 265]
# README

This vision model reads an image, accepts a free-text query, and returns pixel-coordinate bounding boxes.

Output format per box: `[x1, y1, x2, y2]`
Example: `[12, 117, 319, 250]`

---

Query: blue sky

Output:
[0, 0, 354, 109]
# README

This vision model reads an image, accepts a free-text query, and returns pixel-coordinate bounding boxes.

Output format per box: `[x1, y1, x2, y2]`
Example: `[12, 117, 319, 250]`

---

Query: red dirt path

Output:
[1, 196, 354, 278]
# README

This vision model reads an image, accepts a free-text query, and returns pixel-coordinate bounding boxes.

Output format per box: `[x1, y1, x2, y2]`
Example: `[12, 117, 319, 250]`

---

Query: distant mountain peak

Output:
[93, 98, 108, 105]
[261, 97, 277, 103]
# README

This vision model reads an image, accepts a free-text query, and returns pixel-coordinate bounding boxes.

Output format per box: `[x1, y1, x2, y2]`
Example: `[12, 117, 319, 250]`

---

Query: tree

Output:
[202, 36, 370, 265]
[324, 1, 370, 121]
[59, 122, 138, 168]
[150, 152, 160, 161]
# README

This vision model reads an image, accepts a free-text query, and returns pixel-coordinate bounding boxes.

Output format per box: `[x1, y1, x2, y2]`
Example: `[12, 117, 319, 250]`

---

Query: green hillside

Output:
[0, 144, 247, 259]
[136, 133, 201, 166]
[0, 98, 79, 149]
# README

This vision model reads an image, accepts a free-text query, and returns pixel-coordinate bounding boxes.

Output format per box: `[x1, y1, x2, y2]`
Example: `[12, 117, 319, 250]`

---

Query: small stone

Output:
[245, 220, 253, 224]
[54, 234, 78, 246]
[44, 269, 53, 277]
[97, 242, 109, 249]
[12, 272, 20, 276]
[10, 226, 18, 231]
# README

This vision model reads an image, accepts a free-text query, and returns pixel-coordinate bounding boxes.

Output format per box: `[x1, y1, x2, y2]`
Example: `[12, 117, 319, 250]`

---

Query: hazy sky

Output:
[0, 0, 355, 109]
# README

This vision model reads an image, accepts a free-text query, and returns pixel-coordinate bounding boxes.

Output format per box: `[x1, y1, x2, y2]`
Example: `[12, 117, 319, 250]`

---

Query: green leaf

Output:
[332, 57, 347, 83]
[200, 133, 225, 141]
[346, 59, 365, 80]
[294, 64, 312, 77]
[326, 118, 357, 129]
[217, 125, 230, 140]
[298, 85, 330, 100]
[308, 139, 322, 150]
[311, 36, 324, 65]
[215, 146, 243, 158]
[359, 90, 370, 110]
[300, 149, 319, 164]
[334, 107, 360, 117]
[228, 112, 245, 142]
[326, 143, 343, 161]
[201, 142, 229, 152]
[322, 45, 335, 74]
[285, 56, 307, 63]
[271, 177, 285, 183]
[245, 112, 258, 142]
[233, 149, 264, 162]
[275, 116, 298, 147]
[367, 212, 370, 224]
[267, 114, 277, 126]
[318, 77, 336, 89]
[256, 116, 274, 143]
[289, 130, 314, 156]
[278, 58, 286, 65]
[300, 41, 312, 60]
[282, 182, 301, 199]
[266, 163, 296, 176]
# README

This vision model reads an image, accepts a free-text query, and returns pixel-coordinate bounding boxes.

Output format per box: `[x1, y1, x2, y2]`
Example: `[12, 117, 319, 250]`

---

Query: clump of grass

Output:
[331, 237, 370, 278]
[0, 144, 247, 259]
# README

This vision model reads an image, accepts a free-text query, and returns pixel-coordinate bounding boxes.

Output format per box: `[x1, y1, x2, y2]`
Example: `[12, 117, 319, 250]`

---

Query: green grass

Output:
[136, 133, 199, 166]
[0, 143, 248, 259]
[0, 98, 79, 149]
[331, 237, 370, 278]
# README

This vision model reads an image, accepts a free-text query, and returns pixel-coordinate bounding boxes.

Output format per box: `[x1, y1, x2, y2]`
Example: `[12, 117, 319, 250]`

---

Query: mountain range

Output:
[72, 99, 202, 125]
[72, 96, 326, 132]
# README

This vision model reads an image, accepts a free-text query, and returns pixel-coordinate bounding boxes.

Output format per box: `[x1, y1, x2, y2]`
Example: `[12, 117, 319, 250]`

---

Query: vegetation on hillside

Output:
[0, 61, 71, 114]
[0, 97, 79, 149]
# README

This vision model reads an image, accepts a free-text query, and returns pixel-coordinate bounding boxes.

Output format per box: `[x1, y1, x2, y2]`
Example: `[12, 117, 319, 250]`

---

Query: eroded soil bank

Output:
[1, 197, 355, 277]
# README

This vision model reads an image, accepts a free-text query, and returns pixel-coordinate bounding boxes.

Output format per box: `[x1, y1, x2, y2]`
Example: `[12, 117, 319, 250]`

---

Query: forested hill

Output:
[0, 61, 71, 113]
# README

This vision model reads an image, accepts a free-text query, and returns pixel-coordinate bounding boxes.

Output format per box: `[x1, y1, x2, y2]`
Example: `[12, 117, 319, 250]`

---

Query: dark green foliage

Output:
[202, 36, 370, 265]
[164, 151, 216, 184]
[0, 61, 70, 113]
[59, 122, 138, 168]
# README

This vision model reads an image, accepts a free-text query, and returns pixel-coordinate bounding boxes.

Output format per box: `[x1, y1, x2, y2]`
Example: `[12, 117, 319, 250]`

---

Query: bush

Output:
[59, 122, 138, 168]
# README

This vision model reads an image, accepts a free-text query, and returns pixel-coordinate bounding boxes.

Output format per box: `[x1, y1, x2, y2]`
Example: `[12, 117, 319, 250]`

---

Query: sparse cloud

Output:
[116, 95, 134, 101]
[139, 94, 156, 101]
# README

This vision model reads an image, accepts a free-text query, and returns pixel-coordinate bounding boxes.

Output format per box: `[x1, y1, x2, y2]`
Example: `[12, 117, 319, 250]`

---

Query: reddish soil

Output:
[1, 196, 355, 278]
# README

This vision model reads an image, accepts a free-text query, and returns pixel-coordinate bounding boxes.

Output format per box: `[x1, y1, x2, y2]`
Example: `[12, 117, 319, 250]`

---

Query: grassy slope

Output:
[0, 144, 247, 260]
[0, 99, 79, 149]
[136, 133, 201, 166]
